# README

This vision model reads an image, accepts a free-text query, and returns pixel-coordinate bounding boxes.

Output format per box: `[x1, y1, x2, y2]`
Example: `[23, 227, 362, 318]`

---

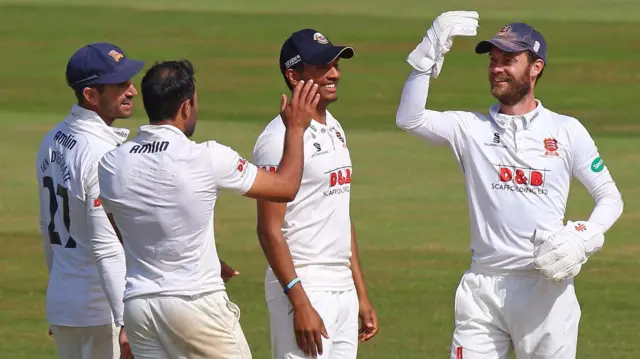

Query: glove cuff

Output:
[566, 220, 605, 257]
[407, 27, 444, 74]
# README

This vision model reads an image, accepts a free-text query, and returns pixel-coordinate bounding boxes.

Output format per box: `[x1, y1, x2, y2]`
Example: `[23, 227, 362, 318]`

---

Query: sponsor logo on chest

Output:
[323, 166, 352, 197]
[491, 163, 550, 196]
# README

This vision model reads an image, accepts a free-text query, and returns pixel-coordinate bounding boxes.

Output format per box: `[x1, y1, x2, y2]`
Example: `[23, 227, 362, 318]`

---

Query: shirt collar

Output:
[306, 110, 335, 135]
[489, 100, 544, 130]
[137, 124, 190, 140]
[64, 105, 130, 145]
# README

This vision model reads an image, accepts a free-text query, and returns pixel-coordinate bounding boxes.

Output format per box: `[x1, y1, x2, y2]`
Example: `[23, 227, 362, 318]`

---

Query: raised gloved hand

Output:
[406, 10, 479, 78]
[531, 221, 605, 282]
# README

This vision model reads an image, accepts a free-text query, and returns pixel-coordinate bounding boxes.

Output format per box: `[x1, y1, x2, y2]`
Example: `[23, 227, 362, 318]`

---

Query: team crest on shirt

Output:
[543, 138, 559, 156]
[333, 129, 347, 148]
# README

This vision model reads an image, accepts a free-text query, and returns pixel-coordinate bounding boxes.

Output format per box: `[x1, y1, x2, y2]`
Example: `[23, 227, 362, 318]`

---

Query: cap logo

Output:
[108, 49, 123, 62]
[498, 25, 511, 34]
[313, 32, 329, 44]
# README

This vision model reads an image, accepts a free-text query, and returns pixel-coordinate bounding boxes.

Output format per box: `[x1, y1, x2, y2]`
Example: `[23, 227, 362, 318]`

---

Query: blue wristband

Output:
[284, 278, 301, 294]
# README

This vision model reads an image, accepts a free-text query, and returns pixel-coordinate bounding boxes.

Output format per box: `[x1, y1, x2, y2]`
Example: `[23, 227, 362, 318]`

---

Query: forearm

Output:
[274, 127, 305, 195]
[588, 182, 624, 233]
[96, 253, 126, 327]
[396, 69, 432, 131]
[349, 223, 369, 300]
[90, 213, 126, 326]
[257, 229, 311, 308]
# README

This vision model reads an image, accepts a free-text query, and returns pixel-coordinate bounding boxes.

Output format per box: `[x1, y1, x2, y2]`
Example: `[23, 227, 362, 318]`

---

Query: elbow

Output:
[395, 110, 411, 131]
[395, 108, 422, 132]
[273, 183, 300, 203]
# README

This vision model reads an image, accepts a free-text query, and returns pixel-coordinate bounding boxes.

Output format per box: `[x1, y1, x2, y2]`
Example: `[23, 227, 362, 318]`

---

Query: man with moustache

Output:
[36, 42, 143, 359]
[395, 12, 623, 359]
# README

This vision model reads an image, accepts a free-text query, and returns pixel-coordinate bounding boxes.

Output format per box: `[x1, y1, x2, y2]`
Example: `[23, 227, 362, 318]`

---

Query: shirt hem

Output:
[47, 317, 115, 328]
[123, 286, 225, 302]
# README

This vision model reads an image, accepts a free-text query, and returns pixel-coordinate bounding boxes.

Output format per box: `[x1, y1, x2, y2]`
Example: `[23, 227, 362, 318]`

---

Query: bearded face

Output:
[488, 48, 541, 106]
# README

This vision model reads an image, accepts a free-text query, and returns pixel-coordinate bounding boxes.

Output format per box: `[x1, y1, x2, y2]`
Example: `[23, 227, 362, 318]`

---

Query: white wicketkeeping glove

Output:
[407, 10, 479, 78]
[531, 221, 606, 282]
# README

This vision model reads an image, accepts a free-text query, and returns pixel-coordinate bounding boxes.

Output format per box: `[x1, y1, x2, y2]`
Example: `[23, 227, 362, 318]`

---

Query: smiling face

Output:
[488, 47, 544, 106]
[286, 59, 342, 106]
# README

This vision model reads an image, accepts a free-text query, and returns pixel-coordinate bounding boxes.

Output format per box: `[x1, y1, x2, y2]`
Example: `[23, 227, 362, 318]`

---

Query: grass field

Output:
[0, 1, 639, 358]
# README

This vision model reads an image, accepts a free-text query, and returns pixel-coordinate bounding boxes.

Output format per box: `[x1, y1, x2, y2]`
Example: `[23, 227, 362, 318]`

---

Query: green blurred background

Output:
[0, 1, 638, 358]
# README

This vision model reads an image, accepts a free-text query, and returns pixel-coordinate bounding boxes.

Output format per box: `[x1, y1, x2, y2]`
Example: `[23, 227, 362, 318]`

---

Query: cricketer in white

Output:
[396, 11, 623, 359]
[253, 28, 378, 359]
[37, 105, 129, 358]
[36, 42, 143, 359]
[96, 59, 320, 359]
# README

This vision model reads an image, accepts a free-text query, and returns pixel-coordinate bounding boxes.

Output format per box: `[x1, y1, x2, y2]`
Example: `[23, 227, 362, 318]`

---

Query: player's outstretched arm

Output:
[256, 200, 329, 357]
[243, 80, 320, 202]
[396, 11, 478, 147]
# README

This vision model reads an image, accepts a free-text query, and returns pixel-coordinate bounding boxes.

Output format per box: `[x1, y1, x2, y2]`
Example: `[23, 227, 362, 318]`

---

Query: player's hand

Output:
[280, 79, 320, 130]
[358, 296, 378, 342]
[220, 261, 239, 283]
[293, 302, 329, 357]
[119, 327, 134, 359]
[407, 10, 479, 77]
[430, 11, 479, 55]
[531, 221, 604, 282]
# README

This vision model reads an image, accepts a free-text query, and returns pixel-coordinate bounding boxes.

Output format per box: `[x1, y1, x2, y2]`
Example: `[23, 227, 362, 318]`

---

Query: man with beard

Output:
[395, 12, 623, 359]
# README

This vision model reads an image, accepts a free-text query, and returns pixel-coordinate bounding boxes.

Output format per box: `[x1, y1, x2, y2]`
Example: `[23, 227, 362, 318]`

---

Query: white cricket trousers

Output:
[50, 323, 119, 359]
[450, 265, 581, 359]
[268, 288, 359, 359]
[123, 290, 252, 359]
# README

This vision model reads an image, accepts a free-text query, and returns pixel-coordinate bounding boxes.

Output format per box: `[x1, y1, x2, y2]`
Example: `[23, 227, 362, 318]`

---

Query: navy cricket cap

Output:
[66, 42, 145, 90]
[475, 23, 547, 63]
[279, 29, 354, 73]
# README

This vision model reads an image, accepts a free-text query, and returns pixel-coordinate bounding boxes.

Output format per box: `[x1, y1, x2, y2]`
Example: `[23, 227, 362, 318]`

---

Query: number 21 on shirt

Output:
[42, 176, 77, 248]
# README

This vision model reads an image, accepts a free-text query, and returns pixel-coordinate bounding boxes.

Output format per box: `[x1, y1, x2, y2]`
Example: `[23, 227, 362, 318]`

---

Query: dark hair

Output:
[527, 51, 544, 83]
[141, 59, 196, 123]
[72, 84, 104, 104]
[282, 62, 305, 91]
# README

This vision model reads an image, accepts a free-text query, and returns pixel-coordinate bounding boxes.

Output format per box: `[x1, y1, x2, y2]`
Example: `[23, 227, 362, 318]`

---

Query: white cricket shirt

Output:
[253, 112, 355, 301]
[396, 70, 623, 272]
[36, 105, 129, 327]
[97, 125, 258, 301]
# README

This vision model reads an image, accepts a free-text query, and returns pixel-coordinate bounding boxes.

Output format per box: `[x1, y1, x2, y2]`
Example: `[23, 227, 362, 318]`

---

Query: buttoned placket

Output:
[512, 116, 528, 153]
[317, 123, 335, 151]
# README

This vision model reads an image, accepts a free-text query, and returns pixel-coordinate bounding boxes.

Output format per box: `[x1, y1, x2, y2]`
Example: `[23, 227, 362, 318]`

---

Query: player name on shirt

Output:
[39, 132, 74, 184]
